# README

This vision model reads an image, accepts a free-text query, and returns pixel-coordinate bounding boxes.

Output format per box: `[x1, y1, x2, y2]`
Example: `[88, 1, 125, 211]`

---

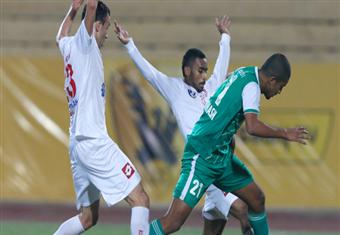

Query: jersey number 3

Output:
[65, 63, 77, 101]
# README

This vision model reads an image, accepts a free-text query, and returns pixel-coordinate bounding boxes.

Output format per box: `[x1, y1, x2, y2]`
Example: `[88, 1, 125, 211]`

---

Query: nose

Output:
[202, 72, 208, 80]
[105, 34, 108, 39]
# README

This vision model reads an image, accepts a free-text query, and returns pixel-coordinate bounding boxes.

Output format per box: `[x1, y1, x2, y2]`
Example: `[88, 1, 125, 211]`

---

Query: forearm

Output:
[84, 0, 98, 35]
[125, 39, 166, 84]
[210, 34, 231, 85]
[56, 5, 78, 42]
[246, 119, 287, 140]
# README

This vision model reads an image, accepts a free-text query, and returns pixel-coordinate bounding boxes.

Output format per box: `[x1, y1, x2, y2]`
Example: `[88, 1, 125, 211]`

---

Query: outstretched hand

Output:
[72, 0, 84, 11]
[114, 20, 130, 45]
[284, 126, 310, 144]
[216, 15, 231, 35]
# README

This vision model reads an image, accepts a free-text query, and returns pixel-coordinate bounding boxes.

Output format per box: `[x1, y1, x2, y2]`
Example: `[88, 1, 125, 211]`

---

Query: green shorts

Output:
[173, 144, 253, 208]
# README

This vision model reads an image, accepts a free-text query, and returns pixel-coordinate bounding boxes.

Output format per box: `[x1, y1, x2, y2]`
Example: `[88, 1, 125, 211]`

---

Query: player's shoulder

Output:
[58, 36, 74, 44]
[233, 66, 257, 81]
[167, 76, 184, 86]
[234, 66, 255, 74]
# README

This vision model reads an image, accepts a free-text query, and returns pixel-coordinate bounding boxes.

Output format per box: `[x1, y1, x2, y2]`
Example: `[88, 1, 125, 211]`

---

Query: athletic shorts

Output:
[69, 136, 141, 210]
[202, 185, 238, 220]
[173, 145, 253, 208]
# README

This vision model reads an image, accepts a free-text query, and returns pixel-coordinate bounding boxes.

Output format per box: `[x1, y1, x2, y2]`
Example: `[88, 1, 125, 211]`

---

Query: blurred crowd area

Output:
[2, 0, 339, 62]
[1, 0, 339, 209]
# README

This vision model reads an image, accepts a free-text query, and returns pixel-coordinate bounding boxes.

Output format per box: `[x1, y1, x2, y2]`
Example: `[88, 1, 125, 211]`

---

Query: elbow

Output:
[56, 32, 66, 45]
[246, 128, 256, 136]
[245, 124, 257, 136]
[56, 34, 62, 43]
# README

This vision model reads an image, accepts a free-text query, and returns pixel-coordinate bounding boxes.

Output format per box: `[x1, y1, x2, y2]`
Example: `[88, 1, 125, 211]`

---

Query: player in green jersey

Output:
[150, 53, 309, 235]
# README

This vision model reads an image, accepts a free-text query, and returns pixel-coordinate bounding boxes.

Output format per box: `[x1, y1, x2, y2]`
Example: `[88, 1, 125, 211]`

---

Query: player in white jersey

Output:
[53, 1, 149, 234]
[114, 17, 253, 235]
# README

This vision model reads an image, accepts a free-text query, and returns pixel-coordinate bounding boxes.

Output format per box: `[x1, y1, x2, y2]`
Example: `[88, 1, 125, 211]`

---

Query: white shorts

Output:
[69, 136, 141, 210]
[202, 184, 238, 220]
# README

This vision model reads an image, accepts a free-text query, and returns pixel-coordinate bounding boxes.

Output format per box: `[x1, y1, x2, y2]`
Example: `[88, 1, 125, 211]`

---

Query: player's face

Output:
[95, 15, 111, 49]
[264, 78, 288, 99]
[187, 58, 208, 92]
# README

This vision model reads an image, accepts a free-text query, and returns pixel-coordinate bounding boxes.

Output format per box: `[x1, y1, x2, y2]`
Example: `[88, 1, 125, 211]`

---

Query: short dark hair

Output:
[260, 53, 291, 82]
[182, 48, 206, 77]
[81, 1, 110, 23]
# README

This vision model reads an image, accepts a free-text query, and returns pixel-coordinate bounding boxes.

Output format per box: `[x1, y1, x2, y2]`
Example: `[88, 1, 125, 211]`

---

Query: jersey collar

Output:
[255, 66, 260, 85]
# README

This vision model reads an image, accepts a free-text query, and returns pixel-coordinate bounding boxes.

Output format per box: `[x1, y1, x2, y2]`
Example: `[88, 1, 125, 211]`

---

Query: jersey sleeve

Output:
[242, 82, 260, 114]
[205, 33, 231, 91]
[57, 37, 72, 57]
[124, 38, 177, 102]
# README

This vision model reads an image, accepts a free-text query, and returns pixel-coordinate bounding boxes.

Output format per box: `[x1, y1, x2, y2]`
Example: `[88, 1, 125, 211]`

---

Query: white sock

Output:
[131, 206, 149, 235]
[53, 215, 85, 235]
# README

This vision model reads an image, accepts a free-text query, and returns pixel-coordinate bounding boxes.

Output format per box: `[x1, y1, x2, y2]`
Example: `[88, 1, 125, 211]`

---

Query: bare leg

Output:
[229, 199, 253, 235]
[232, 182, 265, 213]
[78, 200, 100, 230]
[125, 182, 150, 235]
[233, 182, 268, 235]
[158, 198, 193, 234]
[125, 182, 150, 208]
[202, 218, 226, 235]
[54, 199, 100, 235]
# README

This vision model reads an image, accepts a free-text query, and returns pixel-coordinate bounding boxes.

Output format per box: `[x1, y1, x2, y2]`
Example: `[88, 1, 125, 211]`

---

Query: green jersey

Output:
[187, 66, 261, 158]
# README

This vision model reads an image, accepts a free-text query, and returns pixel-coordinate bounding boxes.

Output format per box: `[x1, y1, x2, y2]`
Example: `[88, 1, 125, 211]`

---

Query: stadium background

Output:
[1, 0, 339, 234]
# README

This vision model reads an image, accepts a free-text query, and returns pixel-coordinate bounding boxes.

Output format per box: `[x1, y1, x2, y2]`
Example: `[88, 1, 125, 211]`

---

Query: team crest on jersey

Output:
[101, 82, 105, 97]
[188, 89, 197, 98]
[122, 163, 135, 179]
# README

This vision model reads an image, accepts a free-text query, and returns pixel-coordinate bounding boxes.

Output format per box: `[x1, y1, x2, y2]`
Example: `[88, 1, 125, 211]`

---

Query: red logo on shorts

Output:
[122, 163, 135, 179]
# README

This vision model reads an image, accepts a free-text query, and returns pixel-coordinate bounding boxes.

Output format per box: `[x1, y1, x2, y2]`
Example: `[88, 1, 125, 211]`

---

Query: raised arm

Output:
[56, 0, 84, 44]
[114, 20, 176, 101]
[83, 0, 98, 36]
[244, 113, 309, 144]
[207, 15, 232, 88]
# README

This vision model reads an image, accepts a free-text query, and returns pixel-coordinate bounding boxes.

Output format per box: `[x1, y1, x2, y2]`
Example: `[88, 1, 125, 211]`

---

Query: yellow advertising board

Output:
[1, 57, 339, 208]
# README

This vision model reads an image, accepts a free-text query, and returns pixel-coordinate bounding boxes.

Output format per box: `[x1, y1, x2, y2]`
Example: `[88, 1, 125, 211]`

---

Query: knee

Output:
[253, 191, 266, 213]
[257, 191, 265, 208]
[80, 212, 99, 230]
[237, 201, 249, 219]
[128, 185, 150, 208]
[231, 199, 249, 222]
[135, 188, 150, 207]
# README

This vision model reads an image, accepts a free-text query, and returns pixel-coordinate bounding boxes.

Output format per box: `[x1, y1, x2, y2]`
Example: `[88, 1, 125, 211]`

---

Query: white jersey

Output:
[124, 34, 230, 139]
[57, 20, 108, 139]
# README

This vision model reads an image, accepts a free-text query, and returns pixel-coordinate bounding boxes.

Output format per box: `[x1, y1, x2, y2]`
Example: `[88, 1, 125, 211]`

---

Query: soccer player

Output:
[54, 1, 149, 234]
[144, 52, 308, 235]
[114, 17, 253, 235]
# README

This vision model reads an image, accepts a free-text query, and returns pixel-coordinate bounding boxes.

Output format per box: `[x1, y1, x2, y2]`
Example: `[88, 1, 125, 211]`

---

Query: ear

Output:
[95, 22, 101, 33]
[184, 66, 191, 78]
[269, 76, 276, 81]
[268, 76, 277, 85]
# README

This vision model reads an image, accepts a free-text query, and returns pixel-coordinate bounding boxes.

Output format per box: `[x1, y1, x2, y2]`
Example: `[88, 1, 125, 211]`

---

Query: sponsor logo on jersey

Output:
[122, 163, 135, 179]
[101, 82, 106, 97]
[188, 89, 197, 98]
[199, 89, 208, 105]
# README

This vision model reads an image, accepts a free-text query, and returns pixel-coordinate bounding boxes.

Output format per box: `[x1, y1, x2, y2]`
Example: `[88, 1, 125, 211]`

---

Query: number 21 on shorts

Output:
[189, 179, 203, 198]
